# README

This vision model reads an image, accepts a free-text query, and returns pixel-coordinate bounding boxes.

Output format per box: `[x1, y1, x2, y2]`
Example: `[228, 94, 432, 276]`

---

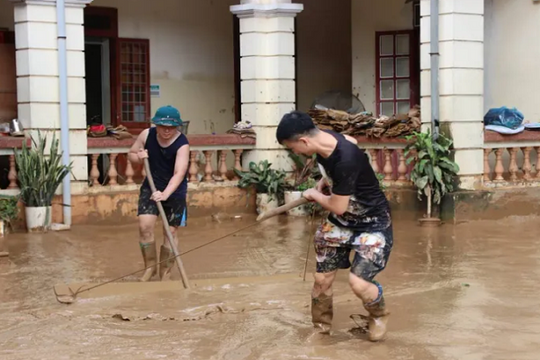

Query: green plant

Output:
[288, 152, 321, 191]
[234, 160, 286, 201]
[404, 130, 460, 218]
[14, 132, 73, 207]
[376, 173, 386, 191]
[297, 177, 317, 192]
[0, 195, 19, 228]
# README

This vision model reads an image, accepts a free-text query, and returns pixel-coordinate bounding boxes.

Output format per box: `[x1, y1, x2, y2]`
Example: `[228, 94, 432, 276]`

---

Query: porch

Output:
[0, 0, 539, 224]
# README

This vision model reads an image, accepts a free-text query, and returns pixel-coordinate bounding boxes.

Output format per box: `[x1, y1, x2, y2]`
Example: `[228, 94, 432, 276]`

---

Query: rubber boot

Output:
[159, 245, 175, 281]
[139, 242, 157, 282]
[363, 282, 390, 342]
[311, 293, 333, 334]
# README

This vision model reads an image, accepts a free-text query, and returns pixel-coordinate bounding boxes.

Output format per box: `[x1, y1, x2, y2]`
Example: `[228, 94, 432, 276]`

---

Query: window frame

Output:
[115, 38, 151, 130]
[375, 30, 416, 117]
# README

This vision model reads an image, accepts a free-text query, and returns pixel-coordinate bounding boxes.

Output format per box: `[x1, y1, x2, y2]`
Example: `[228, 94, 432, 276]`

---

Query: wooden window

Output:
[84, 6, 118, 38]
[117, 38, 150, 129]
[376, 31, 416, 117]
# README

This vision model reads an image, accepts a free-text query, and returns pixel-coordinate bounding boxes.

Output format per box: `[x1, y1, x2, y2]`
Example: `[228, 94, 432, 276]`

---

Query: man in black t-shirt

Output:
[276, 111, 393, 342]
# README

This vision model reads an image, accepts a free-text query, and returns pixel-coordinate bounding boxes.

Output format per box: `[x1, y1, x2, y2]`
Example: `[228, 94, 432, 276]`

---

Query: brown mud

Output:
[1, 215, 540, 359]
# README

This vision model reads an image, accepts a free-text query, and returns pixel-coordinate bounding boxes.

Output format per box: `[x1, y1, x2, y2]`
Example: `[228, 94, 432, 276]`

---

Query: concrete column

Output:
[420, 0, 484, 189]
[11, 0, 91, 194]
[231, 0, 303, 170]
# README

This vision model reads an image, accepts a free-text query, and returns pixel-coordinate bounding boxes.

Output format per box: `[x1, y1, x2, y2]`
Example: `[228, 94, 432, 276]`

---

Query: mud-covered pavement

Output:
[1, 215, 540, 360]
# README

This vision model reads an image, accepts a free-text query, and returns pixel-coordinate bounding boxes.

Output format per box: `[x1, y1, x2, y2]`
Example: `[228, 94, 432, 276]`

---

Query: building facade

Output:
[0, 0, 538, 223]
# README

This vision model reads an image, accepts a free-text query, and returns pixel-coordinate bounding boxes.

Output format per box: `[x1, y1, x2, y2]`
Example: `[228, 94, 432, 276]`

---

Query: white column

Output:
[11, 0, 91, 194]
[420, 0, 484, 189]
[231, 0, 303, 171]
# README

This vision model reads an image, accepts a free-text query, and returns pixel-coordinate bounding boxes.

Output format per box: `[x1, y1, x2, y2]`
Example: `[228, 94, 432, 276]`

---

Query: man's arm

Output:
[344, 134, 358, 145]
[128, 129, 149, 165]
[304, 161, 358, 216]
[161, 145, 190, 199]
[305, 191, 350, 216]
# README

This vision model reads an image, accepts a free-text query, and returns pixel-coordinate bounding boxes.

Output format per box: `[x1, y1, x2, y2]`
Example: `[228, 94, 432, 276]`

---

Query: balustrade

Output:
[365, 147, 413, 185]
[87, 149, 248, 188]
[483, 146, 540, 184]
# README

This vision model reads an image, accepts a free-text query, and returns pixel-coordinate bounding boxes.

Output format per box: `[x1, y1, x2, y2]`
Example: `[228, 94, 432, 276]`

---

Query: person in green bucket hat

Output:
[128, 105, 190, 282]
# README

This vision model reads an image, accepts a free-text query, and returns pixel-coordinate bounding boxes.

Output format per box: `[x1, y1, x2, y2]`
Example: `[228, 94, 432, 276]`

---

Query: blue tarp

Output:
[484, 107, 524, 130]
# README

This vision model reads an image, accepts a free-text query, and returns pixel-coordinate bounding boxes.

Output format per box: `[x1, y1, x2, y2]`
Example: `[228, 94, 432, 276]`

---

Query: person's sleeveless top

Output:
[143, 127, 189, 198]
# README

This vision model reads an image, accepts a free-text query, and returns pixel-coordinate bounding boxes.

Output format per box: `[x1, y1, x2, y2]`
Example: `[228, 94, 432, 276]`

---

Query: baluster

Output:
[494, 148, 505, 181]
[90, 154, 100, 186]
[369, 149, 380, 174]
[233, 149, 243, 180]
[522, 147, 532, 181]
[535, 147, 540, 179]
[396, 149, 407, 183]
[509, 147, 518, 181]
[219, 150, 228, 180]
[8, 155, 17, 189]
[383, 149, 393, 181]
[189, 151, 199, 182]
[108, 153, 118, 185]
[125, 158, 135, 185]
[483, 149, 491, 182]
[203, 151, 214, 182]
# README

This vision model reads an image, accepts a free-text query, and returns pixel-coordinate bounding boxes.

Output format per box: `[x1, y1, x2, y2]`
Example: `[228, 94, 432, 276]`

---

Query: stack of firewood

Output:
[308, 105, 421, 139]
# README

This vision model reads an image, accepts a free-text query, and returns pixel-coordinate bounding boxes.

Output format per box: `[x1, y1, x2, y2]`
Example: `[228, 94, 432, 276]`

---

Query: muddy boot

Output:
[363, 282, 390, 342]
[312, 293, 333, 334]
[139, 242, 157, 282]
[159, 245, 175, 281]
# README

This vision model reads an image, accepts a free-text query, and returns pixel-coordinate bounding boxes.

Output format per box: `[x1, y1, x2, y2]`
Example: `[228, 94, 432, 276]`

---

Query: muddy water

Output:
[1, 215, 540, 360]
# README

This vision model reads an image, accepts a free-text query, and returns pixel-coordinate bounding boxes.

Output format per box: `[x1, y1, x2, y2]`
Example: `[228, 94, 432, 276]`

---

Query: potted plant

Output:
[284, 152, 321, 216]
[404, 130, 460, 227]
[14, 132, 72, 233]
[0, 195, 19, 257]
[234, 160, 286, 214]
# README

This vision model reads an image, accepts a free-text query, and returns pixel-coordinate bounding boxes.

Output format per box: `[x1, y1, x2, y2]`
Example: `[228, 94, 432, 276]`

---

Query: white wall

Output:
[92, 0, 238, 135]
[351, 0, 414, 114]
[484, 0, 540, 122]
[2, 0, 355, 133]
[296, 0, 352, 112]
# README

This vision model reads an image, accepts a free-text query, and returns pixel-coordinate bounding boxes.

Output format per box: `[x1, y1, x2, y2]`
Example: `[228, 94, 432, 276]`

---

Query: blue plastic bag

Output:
[484, 107, 524, 130]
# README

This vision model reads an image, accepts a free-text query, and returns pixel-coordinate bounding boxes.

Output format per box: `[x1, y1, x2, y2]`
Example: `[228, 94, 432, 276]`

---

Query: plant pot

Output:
[284, 191, 308, 217]
[418, 217, 442, 227]
[25, 206, 52, 233]
[256, 193, 278, 215]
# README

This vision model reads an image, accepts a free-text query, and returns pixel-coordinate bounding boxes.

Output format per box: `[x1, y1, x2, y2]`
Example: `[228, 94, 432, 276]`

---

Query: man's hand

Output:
[303, 188, 320, 202]
[137, 149, 149, 161]
[316, 178, 330, 194]
[151, 191, 169, 202]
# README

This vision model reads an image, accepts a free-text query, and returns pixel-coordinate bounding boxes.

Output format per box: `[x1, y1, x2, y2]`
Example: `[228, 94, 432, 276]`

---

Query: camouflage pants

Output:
[314, 220, 393, 281]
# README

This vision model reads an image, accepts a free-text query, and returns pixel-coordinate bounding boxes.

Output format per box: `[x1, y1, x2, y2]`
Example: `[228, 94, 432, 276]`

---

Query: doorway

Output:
[85, 38, 111, 126]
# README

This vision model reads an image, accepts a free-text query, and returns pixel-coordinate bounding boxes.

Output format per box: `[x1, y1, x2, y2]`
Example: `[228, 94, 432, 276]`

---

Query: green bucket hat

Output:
[152, 105, 182, 126]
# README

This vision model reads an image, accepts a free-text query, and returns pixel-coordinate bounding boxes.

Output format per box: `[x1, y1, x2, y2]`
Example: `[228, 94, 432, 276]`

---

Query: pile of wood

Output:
[308, 105, 421, 139]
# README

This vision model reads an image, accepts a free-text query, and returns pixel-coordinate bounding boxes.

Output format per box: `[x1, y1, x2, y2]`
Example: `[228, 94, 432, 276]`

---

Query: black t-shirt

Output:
[316, 131, 391, 232]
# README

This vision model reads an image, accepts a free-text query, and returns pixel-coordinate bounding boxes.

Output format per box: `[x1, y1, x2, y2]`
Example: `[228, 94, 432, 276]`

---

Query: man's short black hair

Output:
[276, 111, 319, 144]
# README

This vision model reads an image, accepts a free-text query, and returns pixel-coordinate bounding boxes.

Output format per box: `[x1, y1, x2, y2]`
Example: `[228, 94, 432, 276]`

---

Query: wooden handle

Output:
[143, 158, 190, 289]
[256, 197, 309, 222]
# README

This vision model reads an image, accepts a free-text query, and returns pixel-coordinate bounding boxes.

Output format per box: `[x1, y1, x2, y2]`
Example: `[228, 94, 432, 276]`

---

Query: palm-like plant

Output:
[14, 132, 73, 207]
